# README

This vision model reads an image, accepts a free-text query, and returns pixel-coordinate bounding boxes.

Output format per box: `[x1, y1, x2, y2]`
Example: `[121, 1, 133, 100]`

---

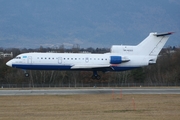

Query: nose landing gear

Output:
[23, 70, 29, 77]
[25, 73, 29, 77]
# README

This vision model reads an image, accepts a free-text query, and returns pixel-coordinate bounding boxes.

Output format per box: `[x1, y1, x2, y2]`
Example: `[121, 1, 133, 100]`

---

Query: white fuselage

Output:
[6, 52, 151, 72]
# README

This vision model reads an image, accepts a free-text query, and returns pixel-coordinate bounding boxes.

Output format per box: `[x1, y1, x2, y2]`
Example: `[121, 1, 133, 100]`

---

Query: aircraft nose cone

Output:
[6, 60, 12, 67]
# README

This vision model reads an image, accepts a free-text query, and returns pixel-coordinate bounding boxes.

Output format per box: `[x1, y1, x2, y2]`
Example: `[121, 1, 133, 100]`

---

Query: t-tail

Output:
[137, 32, 174, 56]
[110, 32, 173, 64]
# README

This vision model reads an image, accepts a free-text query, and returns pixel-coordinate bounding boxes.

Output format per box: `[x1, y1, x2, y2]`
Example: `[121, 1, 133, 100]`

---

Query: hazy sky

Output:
[0, 0, 179, 48]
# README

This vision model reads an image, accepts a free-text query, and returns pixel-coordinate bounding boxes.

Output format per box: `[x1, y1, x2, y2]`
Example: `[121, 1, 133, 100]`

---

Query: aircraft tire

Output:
[96, 75, 101, 80]
[91, 75, 101, 80]
[25, 73, 29, 77]
[91, 75, 96, 79]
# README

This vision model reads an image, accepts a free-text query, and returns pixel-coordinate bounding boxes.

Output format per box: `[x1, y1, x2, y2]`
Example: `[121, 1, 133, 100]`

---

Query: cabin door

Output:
[27, 56, 32, 64]
[58, 57, 62, 64]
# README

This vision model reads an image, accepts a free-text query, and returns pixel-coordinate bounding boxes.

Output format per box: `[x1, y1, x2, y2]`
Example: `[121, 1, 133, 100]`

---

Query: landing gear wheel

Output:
[91, 75, 101, 80]
[96, 75, 101, 80]
[25, 73, 29, 77]
[91, 75, 96, 79]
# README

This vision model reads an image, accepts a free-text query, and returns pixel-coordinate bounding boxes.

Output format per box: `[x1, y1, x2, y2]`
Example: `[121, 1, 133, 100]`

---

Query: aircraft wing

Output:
[71, 64, 110, 69]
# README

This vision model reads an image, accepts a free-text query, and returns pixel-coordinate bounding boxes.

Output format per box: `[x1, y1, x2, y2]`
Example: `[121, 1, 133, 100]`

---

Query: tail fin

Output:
[137, 32, 173, 56]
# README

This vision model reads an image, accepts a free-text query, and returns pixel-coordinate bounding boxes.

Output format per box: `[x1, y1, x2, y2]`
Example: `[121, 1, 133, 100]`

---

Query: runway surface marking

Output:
[0, 88, 180, 95]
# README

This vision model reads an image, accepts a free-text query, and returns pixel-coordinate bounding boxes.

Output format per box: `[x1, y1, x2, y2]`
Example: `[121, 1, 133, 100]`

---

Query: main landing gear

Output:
[91, 71, 101, 80]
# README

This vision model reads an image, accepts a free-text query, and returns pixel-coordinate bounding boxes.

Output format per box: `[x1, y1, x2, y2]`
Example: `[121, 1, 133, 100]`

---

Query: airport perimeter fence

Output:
[1, 83, 180, 88]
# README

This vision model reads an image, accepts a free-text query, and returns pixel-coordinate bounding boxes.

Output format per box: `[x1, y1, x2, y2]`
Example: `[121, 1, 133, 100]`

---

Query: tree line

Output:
[0, 46, 179, 86]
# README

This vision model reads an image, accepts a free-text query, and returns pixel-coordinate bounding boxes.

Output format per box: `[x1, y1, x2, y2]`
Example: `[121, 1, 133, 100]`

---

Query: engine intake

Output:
[110, 56, 122, 64]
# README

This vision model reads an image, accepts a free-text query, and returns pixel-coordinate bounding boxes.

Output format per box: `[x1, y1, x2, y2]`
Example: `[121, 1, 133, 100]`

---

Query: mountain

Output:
[0, 0, 179, 48]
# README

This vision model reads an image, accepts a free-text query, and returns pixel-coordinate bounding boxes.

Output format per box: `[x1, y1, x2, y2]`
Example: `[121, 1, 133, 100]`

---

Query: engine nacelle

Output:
[110, 56, 122, 64]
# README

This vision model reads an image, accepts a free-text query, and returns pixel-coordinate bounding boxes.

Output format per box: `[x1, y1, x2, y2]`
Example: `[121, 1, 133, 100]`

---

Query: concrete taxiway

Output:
[0, 88, 180, 96]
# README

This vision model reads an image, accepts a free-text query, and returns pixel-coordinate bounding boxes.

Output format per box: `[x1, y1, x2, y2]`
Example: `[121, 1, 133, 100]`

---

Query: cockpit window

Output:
[15, 56, 21, 59]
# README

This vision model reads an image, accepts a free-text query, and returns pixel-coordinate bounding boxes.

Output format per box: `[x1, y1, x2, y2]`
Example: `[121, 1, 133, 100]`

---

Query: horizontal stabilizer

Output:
[154, 32, 174, 37]
[71, 65, 110, 69]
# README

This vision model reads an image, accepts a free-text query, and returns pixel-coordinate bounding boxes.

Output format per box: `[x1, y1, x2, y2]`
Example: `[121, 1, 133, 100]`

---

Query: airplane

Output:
[6, 32, 173, 79]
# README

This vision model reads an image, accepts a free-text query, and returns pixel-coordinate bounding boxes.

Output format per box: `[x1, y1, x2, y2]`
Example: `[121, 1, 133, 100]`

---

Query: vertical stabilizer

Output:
[137, 32, 173, 56]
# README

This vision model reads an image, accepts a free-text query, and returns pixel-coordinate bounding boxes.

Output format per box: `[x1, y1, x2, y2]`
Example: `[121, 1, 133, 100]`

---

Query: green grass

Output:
[0, 94, 180, 120]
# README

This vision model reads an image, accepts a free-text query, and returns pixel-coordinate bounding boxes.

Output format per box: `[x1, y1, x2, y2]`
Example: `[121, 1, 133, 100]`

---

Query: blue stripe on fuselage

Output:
[12, 64, 72, 70]
[12, 64, 139, 71]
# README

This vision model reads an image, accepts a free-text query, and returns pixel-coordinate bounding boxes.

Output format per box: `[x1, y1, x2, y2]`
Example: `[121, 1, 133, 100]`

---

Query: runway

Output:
[0, 88, 180, 95]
